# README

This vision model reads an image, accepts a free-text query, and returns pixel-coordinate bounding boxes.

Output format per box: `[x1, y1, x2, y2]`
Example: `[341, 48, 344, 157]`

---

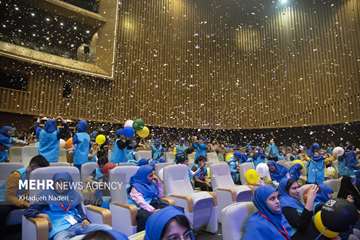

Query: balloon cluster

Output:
[120, 118, 150, 139]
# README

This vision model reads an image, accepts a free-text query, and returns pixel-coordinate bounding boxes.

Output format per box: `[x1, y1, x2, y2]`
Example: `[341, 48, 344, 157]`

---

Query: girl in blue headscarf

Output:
[279, 178, 318, 235]
[307, 143, 325, 184]
[145, 206, 194, 240]
[288, 164, 303, 181]
[128, 165, 167, 232]
[24, 172, 113, 240]
[313, 184, 333, 212]
[266, 139, 282, 161]
[110, 129, 127, 164]
[338, 145, 358, 177]
[35, 117, 69, 163]
[151, 138, 165, 163]
[0, 125, 27, 162]
[73, 120, 90, 170]
[243, 185, 293, 240]
[253, 147, 267, 167]
[268, 161, 289, 183]
[192, 136, 207, 161]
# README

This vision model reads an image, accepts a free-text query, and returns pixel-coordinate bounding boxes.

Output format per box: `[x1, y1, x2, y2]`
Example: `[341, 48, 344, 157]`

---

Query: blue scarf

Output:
[268, 161, 288, 182]
[253, 185, 287, 232]
[76, 120, 88, 133]
[129, 165, 158, 199]
[278, 178, 304, 211]
[44, 119, 57, 133]
[307, 143, 320, 157]
[315, 184, 333, 203]
[288, 164, 302, 181]
[145, 206, 192, 240]
[0, 126, 13, 147]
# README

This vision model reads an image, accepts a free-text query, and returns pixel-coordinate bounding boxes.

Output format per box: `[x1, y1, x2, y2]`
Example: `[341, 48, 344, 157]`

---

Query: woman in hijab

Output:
[24, 172, 113, 240]
[313, 184, 333, 211]
[307, 143, 325, 184]
[0, 125, 27, 162]
[73, 120, 90, 170]
[337, 173, 360, 210]
[128, 165, 167, 232]
[145, 206, 194, 240]
[279, 178, 318, 234]
[35, 117, 69, 163]
[288, 164, 303, 182]
[243, 185, 293, 240]
[268, 161, 289, 183]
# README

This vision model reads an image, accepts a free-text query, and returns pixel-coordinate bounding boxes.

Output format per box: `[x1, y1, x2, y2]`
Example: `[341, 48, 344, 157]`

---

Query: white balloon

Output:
[60, 139, 66, 148]
[124, 120, 134, 128]
[333, 146, 344, 157]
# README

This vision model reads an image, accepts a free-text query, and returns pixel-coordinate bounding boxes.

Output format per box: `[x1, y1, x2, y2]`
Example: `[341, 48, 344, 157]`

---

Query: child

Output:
[192, 136, 207, 161]
[128, 165, 167, 232]
[73, 120, 90, 170]
[193, 156, 212, 191]
[228, 151, 242, 184]
[151, 138, 165, 162]
[110, 129, 127, 164]
[0, 126, 27, 162]
[175, 137, 188, 155]
[307, 143, 325, 184]
[24, 172, 112, 240]
[35, 117, 69, 163]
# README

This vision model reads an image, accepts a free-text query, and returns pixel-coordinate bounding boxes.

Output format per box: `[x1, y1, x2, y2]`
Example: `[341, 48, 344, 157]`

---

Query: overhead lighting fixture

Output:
[279, 0, 288, 4]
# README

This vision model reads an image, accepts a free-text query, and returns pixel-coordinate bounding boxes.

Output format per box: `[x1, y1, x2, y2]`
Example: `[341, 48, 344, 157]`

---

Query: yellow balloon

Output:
[244, 169, 260, 185]
[173, 147, 177, 155]
[225, 153, 234, 162]
[137, 126, 150, 138]
[96, 134, 106, 145]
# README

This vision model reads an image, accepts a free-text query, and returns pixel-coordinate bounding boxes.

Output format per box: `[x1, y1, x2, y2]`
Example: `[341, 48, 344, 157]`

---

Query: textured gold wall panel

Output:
[0, 0, 359, 129]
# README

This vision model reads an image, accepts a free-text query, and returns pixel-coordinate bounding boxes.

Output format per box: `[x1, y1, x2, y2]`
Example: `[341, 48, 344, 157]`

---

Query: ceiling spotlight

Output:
[279, 0, 288, 4]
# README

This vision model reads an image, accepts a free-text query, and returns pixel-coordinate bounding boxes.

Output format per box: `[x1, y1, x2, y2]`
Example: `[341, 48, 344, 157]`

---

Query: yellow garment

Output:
[6, 171, 29, 208]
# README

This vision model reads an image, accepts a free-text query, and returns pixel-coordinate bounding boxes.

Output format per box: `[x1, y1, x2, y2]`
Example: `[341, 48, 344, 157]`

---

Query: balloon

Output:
[333, 147, 344, 157]
[60, 139, 66, 148]
[133, 118, 145, 131]
[244, 169, 260, 185]
[96, 134, 106, 145]
[123, 127, 135, 138]
[65, 138, 73, 149]
[124, 120, 134, 128]
[137, 126, 150, 138]
[325, 166, 337, 178]
[225, 152, 234, 162]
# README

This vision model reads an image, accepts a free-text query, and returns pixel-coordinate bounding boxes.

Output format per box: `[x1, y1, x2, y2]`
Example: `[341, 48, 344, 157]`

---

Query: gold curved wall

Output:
[1, 0, 359, 129]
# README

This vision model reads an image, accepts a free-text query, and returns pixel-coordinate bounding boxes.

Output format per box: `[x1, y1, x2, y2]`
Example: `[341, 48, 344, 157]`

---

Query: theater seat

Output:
[221, 202, 256, 240]
[238, 162, 255, 185]
[163, 164, 218, 233]
[81, 162, 98, 182]
[324, 178, 341, 196]
[49, 162, 70, 166]
[207, 152, 219, 164]
[22, 166, 111, 240]
[210, 163, 252, 222]
[165, 152, 175, 163]
[109, 166, 175, 236]
[135, 150, 151, 161]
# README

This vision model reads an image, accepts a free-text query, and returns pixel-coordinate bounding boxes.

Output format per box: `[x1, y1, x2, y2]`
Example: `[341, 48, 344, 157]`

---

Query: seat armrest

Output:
[208, 192, 218, 206]
[161, 197, 175, 205]
[169, 194, 193, 212]
[86, 205, 112, 226]
[216, 188, 237, 202]
[111, 203, 138, 226]
[27, 216, 49, 240]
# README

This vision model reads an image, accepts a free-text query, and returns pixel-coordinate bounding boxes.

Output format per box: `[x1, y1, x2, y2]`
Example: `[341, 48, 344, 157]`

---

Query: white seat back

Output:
[221, 202, 256, 240]
[135, 151, 152, 160]
[324, 178, 341, 194]
[163, 164, 193, 196]
[165, 152, 175, 163]
[207, 152, 219, 163]
[49, 162, 70, 166]
[238, 162, 255, 185]
[109, 166, 139, 204]
[81, 162, 99, 182]
[210, 163, 234, 190]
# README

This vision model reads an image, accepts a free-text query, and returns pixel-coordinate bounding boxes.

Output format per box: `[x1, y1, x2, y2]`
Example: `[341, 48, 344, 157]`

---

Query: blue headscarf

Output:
[44, 119, 57, 133]
[105, 230, 129, 240]
[253, 185, 284, 231]
[315, 184, 333, 203]
[307, 143, 320, 157]
[137, 158, 149, 166]
[288, 164, 302, 181]
[76, 120, 88, 133]
[278, 178, 304, 211]
[0, 126, 13, 147]
[145, 206, 191, 240]
[39, 172, 82, 208]
[344, 148, 357, 168]
[129, 165, 158, 199]
[268, 161, 288, 182]
[234, 151, 248, 163]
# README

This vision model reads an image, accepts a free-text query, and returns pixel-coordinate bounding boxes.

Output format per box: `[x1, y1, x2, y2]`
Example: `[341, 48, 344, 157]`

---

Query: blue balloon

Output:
[123, 127, 135, 138]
